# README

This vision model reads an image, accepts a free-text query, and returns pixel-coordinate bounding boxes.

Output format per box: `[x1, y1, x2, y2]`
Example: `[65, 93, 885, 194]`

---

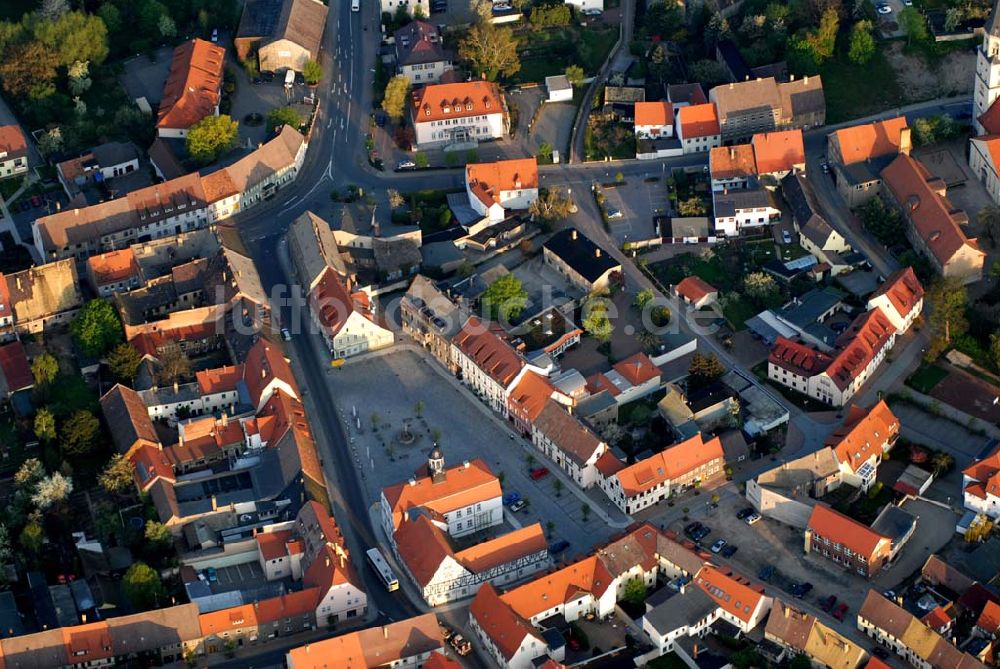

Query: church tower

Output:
[974, 1, 1000, 134]
[427, 446, 446, 483]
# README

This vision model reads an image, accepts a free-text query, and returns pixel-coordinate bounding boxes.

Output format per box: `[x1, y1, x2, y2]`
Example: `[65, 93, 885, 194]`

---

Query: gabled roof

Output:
[710, 144, 757, 179]
[87, 249, 140, 286]
[255, 588, 319, 626]
[765, 599, 814, 651]
[980, 98, 1000, 135]
[470, 584, 540, 662]
[394, 20, 450, 66]
[710, 77, 781, 120]
[694, 565, 766, 624]
[542, 228, 620, 284]
[8, 260, 82, 324]
[101, 384, 160, 453]
[668, 83, 707, 106]
[808, 504, 888, 559]
[382, 458, 501, 532]
[196, 364, 243, 395]
[0, 341, 33, 394]
[501, 555, 615, 619]
[778, 76, 825, 120]
[676, 276, 717, 303]
[634, 101, 674, 127]
[307, 267, 379, 340]
[677, 103, 720, 138]
[243, 337, 298, 408]
[200, 603, 258, 636]
[768, 337, 832, 377]
[455, 523, 547, 572]
[0, 125, 27, 157]
[508, 371, 558, 424]
[832, 116, 908, 165]
[412, 81, 504, 123]
[825, 400, 899, 473]
[613, 434, 724, 496]
[881, 153, 985, 272]
[921, 554, 975, 597]
[752, 129, 805, 175]
[394, 514, 461, 588]
[157, 39, 225, 130]
[870, 267, 923, 322]
[466, 158, 538, 208]
[453, 317, 524, 387]
[825, 308, 895, 390]
[977, 600, 1000, 634]
[532, 400, 604, 466]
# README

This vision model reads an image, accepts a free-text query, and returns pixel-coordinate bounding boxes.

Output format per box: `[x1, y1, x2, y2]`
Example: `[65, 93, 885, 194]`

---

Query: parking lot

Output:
[599, 177, 668, 246]
[329, 349, 628, 558]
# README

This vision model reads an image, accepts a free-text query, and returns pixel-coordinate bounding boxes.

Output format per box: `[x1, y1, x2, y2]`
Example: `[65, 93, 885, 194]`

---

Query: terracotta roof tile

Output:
[980, 98, 1000, 134]
[614, 352, 660, 386]
[466, 158, 538, 208]
[500, 555, 615, 619]
[508, 371, 558, 425]
[695, 565, 766, 624]
[978, 600, 1000, 634]
[470, 584, 539, 662]
[382, 458, 501, 533]
[453, 317, 525, 387]
[634, 101, 674, 127]
[825, 400, 899, 473]
[0, 341, 33, 393]
[870, 267, 923, 324]
[412, 81, 504, 123]
[710, 144, 757, 179]
[196, 364, 244, 395]
[157, 39, 225, 130]
[832, 117, 908, 164]
[676, 276, 716, 303]
[808, 504, 888, 559]
[826, 308, 895, 390]
[677, 103, 720, 138]
[769, 337, 832, 376]
[532, 400, 604, 466]
[87, 249, 140, 286]
[752, 129, 805, 174]
[455, 523, 547, 572]
[0, 125, 27, 157]
[613, 434, 723, 497]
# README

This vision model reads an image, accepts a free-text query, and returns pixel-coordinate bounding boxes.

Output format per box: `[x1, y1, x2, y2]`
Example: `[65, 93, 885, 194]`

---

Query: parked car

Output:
[684, 522, 703, 538]
[782, 230, 792, 244]
[720, 544, 738, 558]
[529, 467, 550, 480]
[211, 28, 219, 42]
[510, 499, 527, 512]
[736, 507, 755, 520]
[396, 160, 416, 170]
[503, 492, 522, 506]
[280, 327, 292, 341]
[820, 595, 837, 612]
[550, 540, 570, 554]
[744, 512, 761, 525]
[30, 195, 41, 207]
[876, 3, 891, 14]
[792, 582, 814, 598]
[582, 8, 602, 15]
[450, 634, 471, 656]
[691, 525, 711, 541]
[710, 539, 727, 554]
[833, 603, 849, 621]
[606, 207, 623, 219]
[205, 567, 218, 583]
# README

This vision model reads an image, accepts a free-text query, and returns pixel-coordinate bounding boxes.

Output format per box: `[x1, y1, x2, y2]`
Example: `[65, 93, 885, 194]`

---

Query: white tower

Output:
[974, 2, 1000, 134]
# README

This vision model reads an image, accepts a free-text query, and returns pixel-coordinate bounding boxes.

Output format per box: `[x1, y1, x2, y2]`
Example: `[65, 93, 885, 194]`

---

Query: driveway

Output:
[529, 99, 577, 160]
[120, 47, 175, 106]
[888, 401, 993, 470]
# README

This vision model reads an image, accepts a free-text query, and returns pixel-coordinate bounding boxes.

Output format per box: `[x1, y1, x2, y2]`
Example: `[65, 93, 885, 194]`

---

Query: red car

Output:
[832, 603, 849, 621]
[529, 467, 550, 480]
[30, 195, 41, 208]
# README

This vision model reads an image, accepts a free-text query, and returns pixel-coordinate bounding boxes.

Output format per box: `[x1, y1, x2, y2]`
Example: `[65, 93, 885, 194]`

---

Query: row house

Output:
[4, 259, 83, 334]
[400, 275, 465, 370]
[708, 128, 805, 191]
[531, 399, 607, 488]
[394, 514, 551, 606]
[507, 371, 572, 435]
[380, 452, 503, 541]
[411, 81, 508, 149]
[34, 126, 306, 261]
[709, 75, 825, 141]
[465, 158, 539, 224]
[285, 613, 444, 669]
[826, 400, 900, 491]
[675, 103, 721, 154]
[306, 266, 394, 359]
[451, 316, 532, 416]
[598, 433, 725, 514]
[0, 125, 28, 180]
[86, 248, 143, 296]
[827, 116, 909, 207]
[710, 144, 757, 192]
[881, 153, 986, 285]
[542, 227, 621, 293]
[765, 599, 868, 669]
[806, 504, 893, 578]
[866, 267, 924, 335]
[962, 442, 1000, 522]
[858, 590, 987, 669]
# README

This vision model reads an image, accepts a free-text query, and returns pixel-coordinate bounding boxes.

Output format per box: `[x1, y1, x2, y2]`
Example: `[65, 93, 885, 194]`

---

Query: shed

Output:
[545, 75, 573, 103]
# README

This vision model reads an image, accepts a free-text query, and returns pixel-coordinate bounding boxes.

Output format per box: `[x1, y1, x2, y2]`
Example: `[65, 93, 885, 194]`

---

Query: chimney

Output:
[173, 382, 179, 393]
[804, 75, 809, 86]
[899, 127, 912, 156]
[325, 553, 331, 568]
[221, 412, 228, 426]
[729, 147, 734, 159]
[383, 626, 390, 639]
[595, 248, 601, 258]
[571, 229, 578, 240]
[693, 644, 699, 659]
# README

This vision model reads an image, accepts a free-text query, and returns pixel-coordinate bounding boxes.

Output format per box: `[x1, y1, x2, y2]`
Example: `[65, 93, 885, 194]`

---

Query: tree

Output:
[414, 152, 429, 168]
[944, 7, 963, 33]
[31, 353, 59, 387]
[144, 520, 172, 549]
[860, 197, 905, 246]
[303, 59, 323, 85]
[848, 20, 875, 65]
[158, 13, 176, 38]
[33, 10, 109, 67]
[634, 288, 655, 311]
[97, 3, 121, 34]
[186, 115, 239, 164]
[979, 206, 1000, 248]
[0, 524, 12, 568]
[528, 188, 573, 224]
[40, 0, 70, 20]
[108, 343, 143, 383]
[482, 274, 528, 322]
[742, 271, 778, 300]
[158, 346, 192, 386]
[688, 352, 726, 390]
[804, 7, 839, 63]
[99, 454, 134, 495]
[689, 60, 729, 87]
[413, 3, 426, 19]
[581, 502, 591, 521]
[677, 196, 706, 216]
[623, 577, 647, 606]
[413, 400, 424, 417]
[32, 472, 73, 510]
[637, 328, 660, 352]
[388, 189, 405, 209]
[564, 64, 585, 86]
[67, 60, 91, 96]
[537, 143, 553, 162]
[931, 451, 955, 475]
[20, 521, 43, 555]
[61, 410, 100, 455]
[553, 479, 563, 496]
[37, 127, 63, 157]
[925, 278, 968, 360]
[0, 40, 59, 99]
[123, 562, 165, 610]
[459, 22, 520, 81]
[788, 655, 813, 669]
[382, 75, 411, 122]
[471, 0, 493, 22]
[267, 106, 302, 131]
[33, 408, 56, 443]
[72, 299, 123, 357]
[15, 459, 45, 492]
[899, 7, 929, 45]
[582, 295, 613, 342]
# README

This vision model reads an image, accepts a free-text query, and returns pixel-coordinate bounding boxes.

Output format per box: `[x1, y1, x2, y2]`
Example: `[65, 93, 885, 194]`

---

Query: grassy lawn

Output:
[821, 46, 904, 124]
[906, 364, 948, 394]
[722, 296, 757, 331]
[515, 26, 616, 84]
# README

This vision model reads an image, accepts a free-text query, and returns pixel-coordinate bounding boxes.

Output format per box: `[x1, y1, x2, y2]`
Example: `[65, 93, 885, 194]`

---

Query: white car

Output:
[876, 3, 892, 14]
[582, 8, 602, 16]
[280, 327, 292, 341]
[710, 539, 727, 554]
[211, 28, 219, 42]
[510, 499, 527, 512]
[744, 512, 762, 526]
[606, 207, 623, 220]
[782, 230, 792, 244]
[396, 160, 416, 170]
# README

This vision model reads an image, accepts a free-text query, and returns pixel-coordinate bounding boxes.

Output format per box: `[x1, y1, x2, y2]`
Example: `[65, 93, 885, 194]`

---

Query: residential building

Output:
[867, 267, 924, 335]
[157, 39, 225, 138]
[709, 76, 825, 141]
[604, 86, 645, 121]
[634, 101, 674, 139]
[6, 259, 83, 333]
[881, 153, 986, 284]
[858, 590, 988, 669]
[286, 210, 348, 293]
[394, 21, 452, 84]
[380, 453, 503, 540]
[411, 81, 508, 149]
[56, 141, 141, 197]
[674, 276, 718, 309]
[746, 447, 843, 528]
[668, 83, 707, 107]
[783, 172, 853, 273]
[542, 227, 620, 292]
[752, 129, 805, 180]
[765, 599, 868, 669]
[35, 126, 307, 261]
[974, 8, 1000, 135]
[827, 117, 909, 207]
[465, 158, 539, 223]
[709, 144, 757, 191]
[962, 442, 1000, 521]
[598, 433, 725, 514]
[394, 514, 550, 606]
[694, 565, 773, 633]
[642, 586, 720, 655]
[507, 371, 570, 435]
[285, 613, 443, 669]
[0, 125, 28, 179]
[531, 400, 608, 488]
[586, 352, 662, 406]
[86, 249, 143, 296]
[235, 0, 328, 73]
[675, 103, 721, 154]
[452, 316, 532, 416]
[379, 0, 430, 19]
[806, 504, 893, 578]
[469, 583, 550, 669]
[401, 275, 465, 369]
[305, 267, 393, 358]
[826, 400, 900, 491]
[712, 187, 781, 237]
[0, 341, 33, 398]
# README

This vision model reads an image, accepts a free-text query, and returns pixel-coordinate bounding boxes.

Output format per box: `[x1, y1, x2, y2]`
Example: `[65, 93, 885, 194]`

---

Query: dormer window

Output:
[466, 103, 472, 111]
[443, 105, 450, 113]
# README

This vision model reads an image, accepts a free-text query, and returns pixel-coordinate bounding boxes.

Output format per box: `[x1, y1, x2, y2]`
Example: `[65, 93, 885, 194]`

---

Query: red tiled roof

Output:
[825, 400, 899, 473]
[456, 523, 547, 573]
[922, 605, 952, 631]
[508, 371, 557, 425]
[424, 654, 463, 669]
[62, 622, 114, 664]
[0, 273, 10, 319]
[243, 337, 298, 408]
[769, 337, 832, 376]
[532, 400, 604, 466]
[710, 144, 757, 179]
[307, 267, 376, 339]
[832, 116, 908, 164]
[677, 103, 720, 138]
[470, 584, 538, 662]
[129, 442, 175, 490]
[196, 364, 243, 395]
[303, 542, 361, 595]
[977, 600, 1000, 634]
[614, 352, 660, 386]
[124, 305, 223, 356]
[634, 101, 674, 127]
[752, 129, 805, 174]
[980, 98, 1000, 134]
[256, 529, 294, 561]
[0, 125, 27, 157]
[255, 589, 319, 625]
[614, 434, 724, 496]
[393, 514, 455, 588]
[808, 504, 888, 559]
[200, 604, 258, 636]
[826, 308, 896, 390]
[466, 158, 538, 208]
[694, 565, 766, 624]
[412, 81, 504, 123]
[864, 658, 892, 669]
[870, 267, 924, 323]
[595, 451, 625, 477]
[453, 317, 525, 387]
[881, 154, 985, 273]
[0, 341, 33, 393]
[157, 39, 225, 130]
[501, 555, 615, 619]
[676, 276, 717, 303]
[86, 249, 140, 286]
[382, 459, 501, 532]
